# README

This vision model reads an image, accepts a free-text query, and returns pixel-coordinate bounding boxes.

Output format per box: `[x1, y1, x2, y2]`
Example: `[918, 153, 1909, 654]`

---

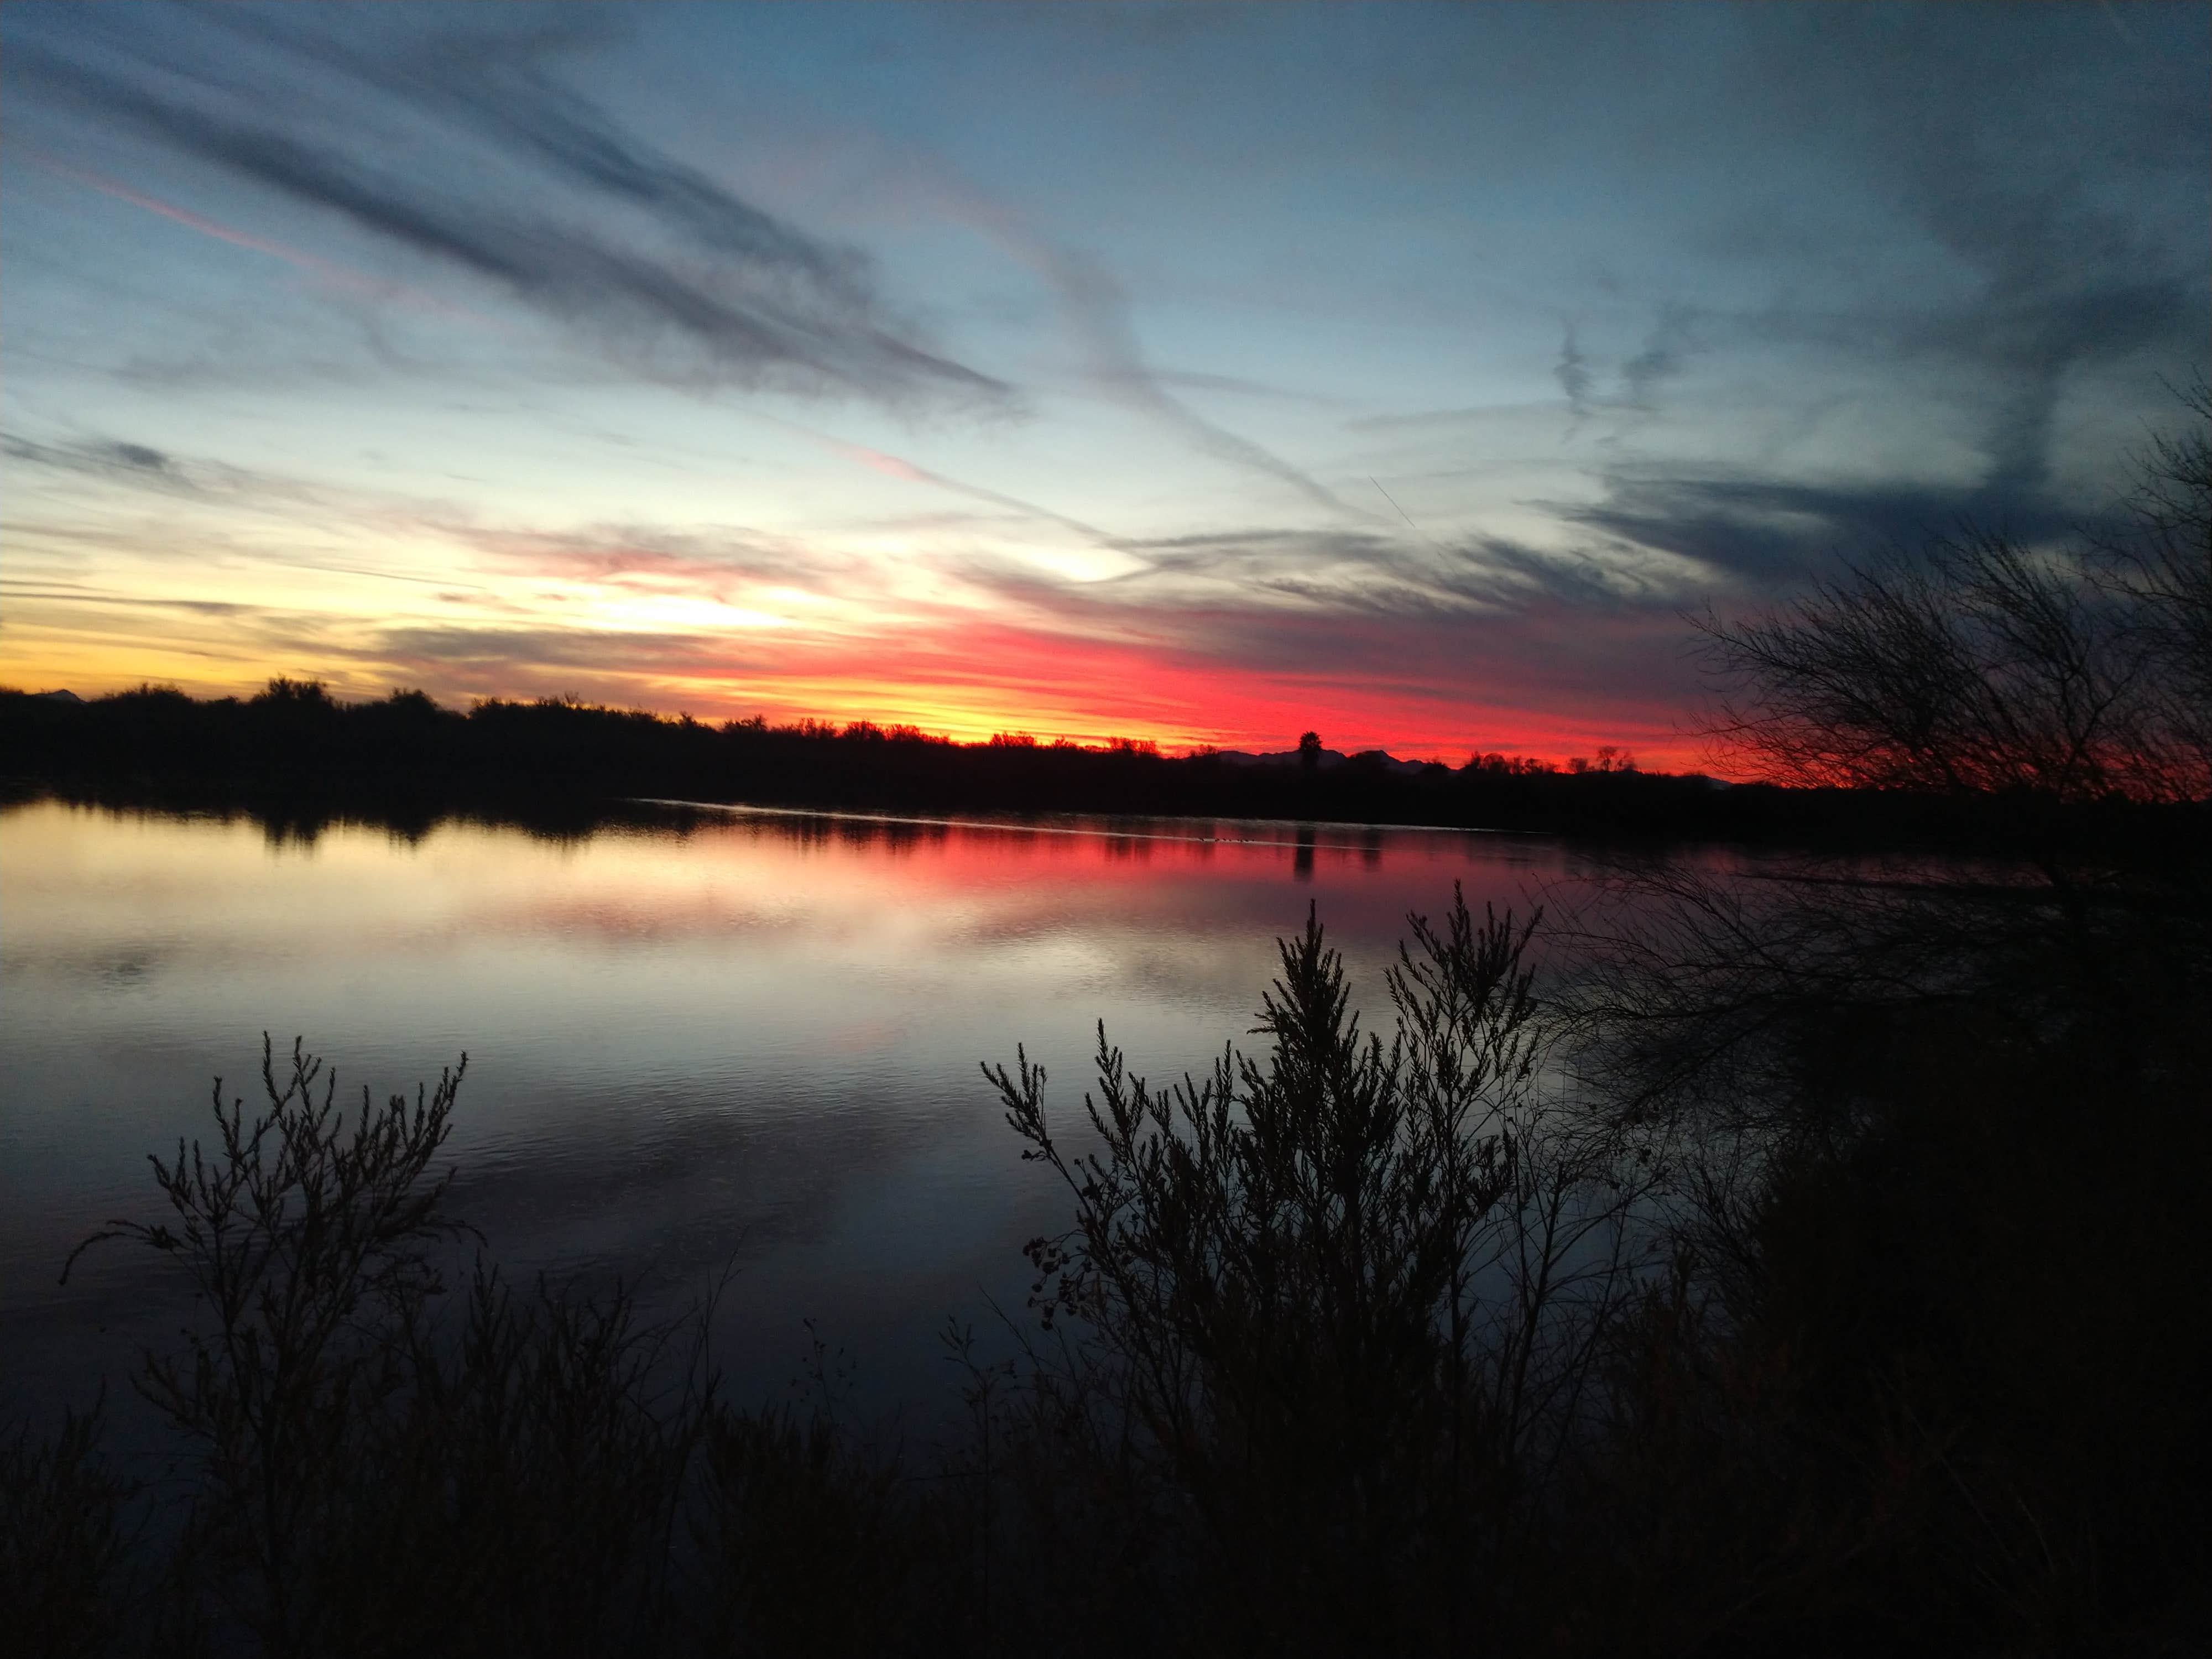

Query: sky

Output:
[2, 3, 2205, 766]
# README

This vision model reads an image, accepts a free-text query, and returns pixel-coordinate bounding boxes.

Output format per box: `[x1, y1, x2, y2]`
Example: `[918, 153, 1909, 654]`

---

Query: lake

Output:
[1, 795, 1612, 1429]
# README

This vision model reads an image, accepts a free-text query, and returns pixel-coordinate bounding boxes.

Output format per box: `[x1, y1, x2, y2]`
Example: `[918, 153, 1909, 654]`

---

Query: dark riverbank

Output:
[8, 684, 2197, 860]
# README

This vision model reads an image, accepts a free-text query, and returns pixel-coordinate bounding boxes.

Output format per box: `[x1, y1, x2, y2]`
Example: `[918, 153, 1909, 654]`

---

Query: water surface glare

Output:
[2, 798, 1595, 1421]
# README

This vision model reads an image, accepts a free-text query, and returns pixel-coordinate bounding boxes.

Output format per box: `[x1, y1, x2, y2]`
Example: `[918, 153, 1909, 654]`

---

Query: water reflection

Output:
[1, 795, 1592, 1422]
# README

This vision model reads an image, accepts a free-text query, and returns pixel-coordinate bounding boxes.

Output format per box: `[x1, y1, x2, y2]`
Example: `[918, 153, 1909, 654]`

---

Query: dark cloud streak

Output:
[4, 432, 203, 494]
[1041, 244, 1355, 516]
[932, 175, 1358, 514]
[286, 26, 869, 298]
[12, 35, 1009, 408]
[1553, 326, 1594, 437]
[1562, 468, 2121, 590]
[1734, 9, 2208, 501]
[1014, 520, 1686, 625]
[1620, 307, 1694, 413]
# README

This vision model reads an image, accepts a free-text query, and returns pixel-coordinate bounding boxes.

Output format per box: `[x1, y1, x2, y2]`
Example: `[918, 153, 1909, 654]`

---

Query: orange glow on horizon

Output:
[2, 526, 1714, 773]
[6, 632, 1715, 775]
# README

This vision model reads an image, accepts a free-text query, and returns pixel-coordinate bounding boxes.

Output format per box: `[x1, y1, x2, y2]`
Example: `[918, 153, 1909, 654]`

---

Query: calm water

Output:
[2, 796, 1606, 1425]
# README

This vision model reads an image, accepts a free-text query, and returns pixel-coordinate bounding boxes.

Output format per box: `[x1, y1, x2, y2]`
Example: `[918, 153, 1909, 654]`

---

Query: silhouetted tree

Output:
[251, 677, 335, 709]
[1696, 387, 2209, 811]
[1557, 383, 2212, 1652]
[2098, 379, 2212, 794]
[1580, 389, 2212, 1124]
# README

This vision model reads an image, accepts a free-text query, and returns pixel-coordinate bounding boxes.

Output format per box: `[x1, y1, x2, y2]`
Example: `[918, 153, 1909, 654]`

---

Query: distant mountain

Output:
[1207, 747, 1433, 776]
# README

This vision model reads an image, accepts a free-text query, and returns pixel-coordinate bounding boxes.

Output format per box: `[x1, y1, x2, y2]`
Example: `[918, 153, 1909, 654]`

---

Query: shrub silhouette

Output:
[691, 1400, 920, 1658]
[0, 1401, 131, 1659]
[986, 887, 1651, 1653]
[61, 1038, 469, 1654]
[58, 1039, 714, 1658]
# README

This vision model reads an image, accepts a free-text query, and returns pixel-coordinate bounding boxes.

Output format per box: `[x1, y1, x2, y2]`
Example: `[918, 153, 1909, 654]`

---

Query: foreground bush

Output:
[45, 1042, 714, 1658]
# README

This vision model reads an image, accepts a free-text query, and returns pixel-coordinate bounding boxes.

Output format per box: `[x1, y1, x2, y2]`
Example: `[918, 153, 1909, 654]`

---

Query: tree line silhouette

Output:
[2, 676, 2163, 852]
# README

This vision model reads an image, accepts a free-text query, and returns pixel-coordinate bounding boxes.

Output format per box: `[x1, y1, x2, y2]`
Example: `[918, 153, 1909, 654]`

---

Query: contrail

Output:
[1370, 476, 1449, 556]
[24, 150, 494, 325]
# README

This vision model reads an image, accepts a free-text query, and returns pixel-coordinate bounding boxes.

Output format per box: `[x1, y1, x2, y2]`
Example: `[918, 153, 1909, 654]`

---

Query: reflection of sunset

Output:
[0, 800, 1569, 1025]
[2, 796, 1589, 1416]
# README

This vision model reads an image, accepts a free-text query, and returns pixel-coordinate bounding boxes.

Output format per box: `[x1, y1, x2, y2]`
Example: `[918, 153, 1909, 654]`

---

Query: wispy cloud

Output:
[24, 149, 486, 324]
[1561, 466, 2115, 590]
[1031, 244, 1357, 516]
[1, 430, 411, 526]
[1620, 306, 1696, 413]
[914, 171, 1358, 515]
[5, 432, 200, 494]
[457, 524, 839, 591]
[778, 422, 1124, 546]
[1725, 9, 2206, 500]
[1553, 326, 1595, 437]
[1546, 307, 1702, 442]
[1035, 521, 1690, 621]
[11, 27, 1010, 409]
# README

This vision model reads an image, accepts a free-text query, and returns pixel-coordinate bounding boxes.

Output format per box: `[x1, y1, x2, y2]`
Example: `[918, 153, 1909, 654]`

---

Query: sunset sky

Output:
[3, 2, 2205, 765]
